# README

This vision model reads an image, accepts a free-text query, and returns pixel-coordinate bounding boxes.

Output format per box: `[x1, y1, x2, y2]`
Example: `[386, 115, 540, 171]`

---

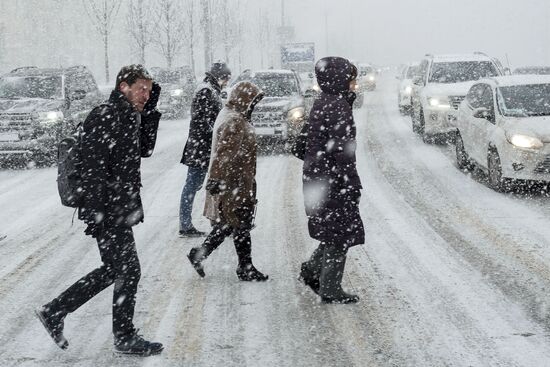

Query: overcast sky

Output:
[1, 0, 549, 81]
[285, 0, 550, 67]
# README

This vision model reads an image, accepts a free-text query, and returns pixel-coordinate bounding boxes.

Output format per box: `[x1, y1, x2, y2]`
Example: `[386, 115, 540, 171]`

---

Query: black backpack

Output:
[57, 126, 83, 208]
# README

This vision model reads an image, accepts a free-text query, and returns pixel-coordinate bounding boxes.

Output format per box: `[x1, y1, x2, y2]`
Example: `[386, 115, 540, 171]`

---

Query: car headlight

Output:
[368, 75, 375, 82]
[404, 86, 413, 95]
[507, 133, 543, 149]
[427, 96, 451, 109]
[288, 107, 305, 122]
[312, 84, 321, 92]
[36, 111, 64, 125]
[170, 89, 184, 97]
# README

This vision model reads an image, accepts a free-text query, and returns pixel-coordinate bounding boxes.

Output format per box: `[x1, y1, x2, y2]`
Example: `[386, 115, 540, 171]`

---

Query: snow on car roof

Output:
[430, 53, 494, 62]
[251, 69, 295, 75]
[488, 75, 550, 87]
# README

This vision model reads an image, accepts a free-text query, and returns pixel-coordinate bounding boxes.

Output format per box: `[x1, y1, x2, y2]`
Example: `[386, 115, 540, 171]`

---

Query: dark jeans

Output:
[45, 226, 141, 337]
[179, 165, 208, 231]
[193, 223, 252, 268]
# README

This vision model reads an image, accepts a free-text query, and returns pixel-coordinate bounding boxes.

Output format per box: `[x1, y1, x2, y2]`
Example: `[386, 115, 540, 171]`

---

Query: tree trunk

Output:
[104, 34, 109, 84]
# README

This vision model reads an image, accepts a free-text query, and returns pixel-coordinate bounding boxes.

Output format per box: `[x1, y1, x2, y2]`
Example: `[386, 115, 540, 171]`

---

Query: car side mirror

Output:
[220, 90, 228, 100]
[473, 107, 494, 122]
[412, 76, 424, 86]
[308, 72, 314, 79]
[69, 89, 86, 101]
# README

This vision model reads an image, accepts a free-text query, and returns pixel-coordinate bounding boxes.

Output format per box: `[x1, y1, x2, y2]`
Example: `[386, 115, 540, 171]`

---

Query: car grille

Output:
[449, 96, 466, 110]
[534, 155, 550, 173]
[0, 113, 33, 131]
[251, 110, 286, 127]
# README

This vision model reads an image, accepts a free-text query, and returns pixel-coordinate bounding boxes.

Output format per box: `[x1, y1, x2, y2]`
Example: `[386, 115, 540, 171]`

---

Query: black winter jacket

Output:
[181, 73, 223, 168]
[78, 90, 161, 235]
[303, 57, 364, 247]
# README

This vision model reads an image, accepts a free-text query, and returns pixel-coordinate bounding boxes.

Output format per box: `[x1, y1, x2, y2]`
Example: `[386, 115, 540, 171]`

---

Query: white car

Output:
[455, 75, 550, 191]
[411, 53, 505, 143]
[397, 63, 419, 115]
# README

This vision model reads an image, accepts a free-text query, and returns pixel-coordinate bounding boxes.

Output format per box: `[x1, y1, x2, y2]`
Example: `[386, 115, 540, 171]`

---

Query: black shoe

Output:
[187, 248, 205, 278]
[114, 330, 163, 356]
[321, 292, 360, 304]
[179, 227, 206, 237]
[35, 306, 69, 350]
[299, 263, 320, 295]
[236, 264, 269, 282]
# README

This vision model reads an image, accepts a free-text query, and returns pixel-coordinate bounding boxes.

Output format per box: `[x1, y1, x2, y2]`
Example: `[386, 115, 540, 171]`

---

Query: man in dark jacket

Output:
[299, 57, 365, 304]
[179, 62, 231, 237]
[35, 65, 164, 356]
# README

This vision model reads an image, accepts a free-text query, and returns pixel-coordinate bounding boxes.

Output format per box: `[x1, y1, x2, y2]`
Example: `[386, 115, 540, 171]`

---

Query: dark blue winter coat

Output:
[302, 57, 365, 247]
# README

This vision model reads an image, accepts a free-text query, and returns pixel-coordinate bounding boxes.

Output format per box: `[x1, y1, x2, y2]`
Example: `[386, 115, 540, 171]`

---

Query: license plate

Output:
[0, 133, 19, 142]
[255, 127, 275, 135]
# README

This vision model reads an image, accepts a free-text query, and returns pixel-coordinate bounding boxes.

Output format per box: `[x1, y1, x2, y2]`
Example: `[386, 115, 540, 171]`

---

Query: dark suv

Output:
[150, 66, 196, 118]
[233, 69, 307, 146]
[0, 65, 103, 166]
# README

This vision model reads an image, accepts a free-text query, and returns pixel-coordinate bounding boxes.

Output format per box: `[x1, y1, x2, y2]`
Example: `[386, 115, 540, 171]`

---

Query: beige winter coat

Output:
[203, 82, 263, 228]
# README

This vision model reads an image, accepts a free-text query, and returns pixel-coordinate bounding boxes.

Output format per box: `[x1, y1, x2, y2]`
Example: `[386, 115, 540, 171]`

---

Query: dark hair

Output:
[115, 64, 152, 91]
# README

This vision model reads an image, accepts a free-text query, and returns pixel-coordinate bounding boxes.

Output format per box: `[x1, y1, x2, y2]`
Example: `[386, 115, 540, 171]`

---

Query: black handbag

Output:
[290, 121, 309, 160]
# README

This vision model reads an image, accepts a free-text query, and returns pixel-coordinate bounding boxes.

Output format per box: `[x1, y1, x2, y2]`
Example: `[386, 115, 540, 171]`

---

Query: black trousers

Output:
[46, 226, 141, 337]
[195, 223, 252, 267]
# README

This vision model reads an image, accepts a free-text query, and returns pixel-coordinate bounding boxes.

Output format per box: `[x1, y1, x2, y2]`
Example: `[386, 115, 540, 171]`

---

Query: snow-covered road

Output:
[1, 74, 550, 367]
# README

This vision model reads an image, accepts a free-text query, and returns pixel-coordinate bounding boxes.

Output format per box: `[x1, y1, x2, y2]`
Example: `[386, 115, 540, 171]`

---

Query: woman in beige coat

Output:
[187, 81, 268, 281]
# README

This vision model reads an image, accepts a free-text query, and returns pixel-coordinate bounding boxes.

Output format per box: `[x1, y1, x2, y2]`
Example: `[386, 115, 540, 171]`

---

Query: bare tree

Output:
[126, 0, 156, 65]
[82, 0, 122, 83]
[183, 0, 197, 74]
[0, 22, 5, 71]
[154, 0, 186, 68]
[201, 0, 212, 69]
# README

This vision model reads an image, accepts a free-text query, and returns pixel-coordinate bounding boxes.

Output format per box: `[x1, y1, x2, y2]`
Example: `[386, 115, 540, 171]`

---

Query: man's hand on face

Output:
[143, 82, 161, 115]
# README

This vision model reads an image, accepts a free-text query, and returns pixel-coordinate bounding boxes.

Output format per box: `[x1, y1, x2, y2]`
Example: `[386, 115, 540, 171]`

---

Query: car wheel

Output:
[487, 148, 512, 192]
[455, 132, 473, 171]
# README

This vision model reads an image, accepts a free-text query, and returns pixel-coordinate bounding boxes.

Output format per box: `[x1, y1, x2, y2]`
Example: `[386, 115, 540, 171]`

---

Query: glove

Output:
[84, 221, 104, 239]
[344, 91, 357, 107]
[143, 82, 161, 115]
[206, 179, 226, 195]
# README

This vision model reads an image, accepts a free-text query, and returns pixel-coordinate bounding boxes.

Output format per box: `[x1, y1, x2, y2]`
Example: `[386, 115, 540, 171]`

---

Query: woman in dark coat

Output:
[299, 56, 365, 304]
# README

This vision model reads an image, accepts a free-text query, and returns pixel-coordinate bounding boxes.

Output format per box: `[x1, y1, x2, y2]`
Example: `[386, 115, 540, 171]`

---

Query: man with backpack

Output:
[35, 65, 164, 356]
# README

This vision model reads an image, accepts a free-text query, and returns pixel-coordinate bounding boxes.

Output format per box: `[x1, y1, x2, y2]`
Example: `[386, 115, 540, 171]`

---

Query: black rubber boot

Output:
[299, 262, 320, 295]
[236, 264, 269, 281]
[114, 330, 163, 356]
[35, 306, 69, 350]
[187, 247, 205, 278]
[319, 245, 359, 304]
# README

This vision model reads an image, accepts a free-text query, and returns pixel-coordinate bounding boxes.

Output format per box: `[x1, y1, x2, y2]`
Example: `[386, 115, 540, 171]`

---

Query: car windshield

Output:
[0, 75, 63, 99]
[497, 84, 550, 117]
[514, 67, 550, 75]
[406, 66, 419, 79]
[250, 74, 299, 97]
[429, 61, 499, 83]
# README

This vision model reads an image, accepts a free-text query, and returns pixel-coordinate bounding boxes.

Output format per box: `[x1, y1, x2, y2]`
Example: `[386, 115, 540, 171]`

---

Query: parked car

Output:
[357, 63, 377, 92]
[150, 66, 195, 119]
[455, 75, 550, 191]
[397, 63, 420, 115]
[411, 53, 506, 143]
[0, 65, 103, 166]
[513, 66, 550, 75]
[233, 69, 306, 146]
